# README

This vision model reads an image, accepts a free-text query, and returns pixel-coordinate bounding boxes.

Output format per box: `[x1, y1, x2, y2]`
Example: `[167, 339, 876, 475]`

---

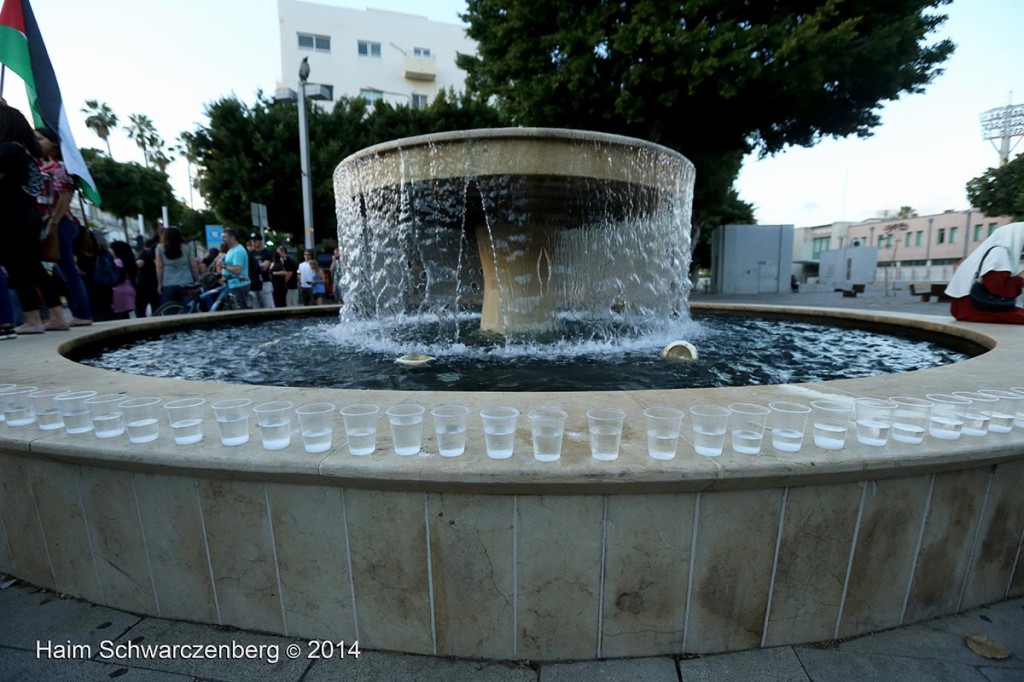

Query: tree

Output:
[80, 147, 177, 225]
[966, 154, 1024, 220]
[82, 100, 118, 158]
[124, 113, 158, 168]
[882, 206, 916, 296]
[146, 134, 173, 172]
[457, 0, 955, 260]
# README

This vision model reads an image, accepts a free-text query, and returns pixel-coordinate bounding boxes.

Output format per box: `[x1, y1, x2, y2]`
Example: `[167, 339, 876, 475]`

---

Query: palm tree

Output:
[147, 134, 173, 173]
[82, 100, 118, 158]
[172, 131, 200, 207]
[124, 113, 158, 168]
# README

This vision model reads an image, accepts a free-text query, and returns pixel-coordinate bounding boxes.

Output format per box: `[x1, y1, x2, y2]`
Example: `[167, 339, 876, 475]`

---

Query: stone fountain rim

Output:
[4, 303, 1021, 496]
[335, 126, 695, 171]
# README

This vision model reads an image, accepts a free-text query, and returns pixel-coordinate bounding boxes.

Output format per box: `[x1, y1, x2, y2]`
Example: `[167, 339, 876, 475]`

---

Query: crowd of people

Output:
[1, 101, 344, 338]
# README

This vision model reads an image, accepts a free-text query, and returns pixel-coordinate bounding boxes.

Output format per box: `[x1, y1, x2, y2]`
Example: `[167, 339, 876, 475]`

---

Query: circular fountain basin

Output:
[0, 304, 1022, 662]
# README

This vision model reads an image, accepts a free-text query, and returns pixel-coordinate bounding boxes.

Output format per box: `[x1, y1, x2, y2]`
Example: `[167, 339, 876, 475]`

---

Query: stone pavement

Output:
[0, 577, 1021, 681]
[688, 285, 953, 317]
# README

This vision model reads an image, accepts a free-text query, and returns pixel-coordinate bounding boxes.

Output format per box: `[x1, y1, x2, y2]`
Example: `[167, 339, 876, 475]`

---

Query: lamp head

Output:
[299, 57, 310, 83]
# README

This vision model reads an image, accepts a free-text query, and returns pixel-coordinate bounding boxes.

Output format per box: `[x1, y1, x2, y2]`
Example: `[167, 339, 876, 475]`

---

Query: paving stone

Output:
[678, 647, 809, 681]
[0, 582, 141, 651]
[0, 646, 191, 681]
[103, 618, 311, 682]
[978, 666, 1024, 682]
[303, 650, 536, 681]
[838, 598, 1024, 672]
[539, 657, 677, 682]
[794, 648, 991, 682]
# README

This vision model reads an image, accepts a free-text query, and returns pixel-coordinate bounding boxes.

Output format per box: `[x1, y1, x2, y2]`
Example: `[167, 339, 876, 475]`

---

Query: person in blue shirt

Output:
[220, 228, 250, 309]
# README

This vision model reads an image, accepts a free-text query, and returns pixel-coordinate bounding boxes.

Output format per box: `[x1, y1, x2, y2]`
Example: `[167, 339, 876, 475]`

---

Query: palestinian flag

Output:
[0, 0, 101, 205]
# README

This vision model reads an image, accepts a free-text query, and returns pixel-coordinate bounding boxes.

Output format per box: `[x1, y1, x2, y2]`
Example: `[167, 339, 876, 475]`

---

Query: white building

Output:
[277, 0, 477, 108]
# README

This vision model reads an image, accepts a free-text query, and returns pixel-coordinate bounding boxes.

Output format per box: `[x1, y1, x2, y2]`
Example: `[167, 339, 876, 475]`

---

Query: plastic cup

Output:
[86, 393, 127, 439]
[925, 394, 970, 440]
[976, 390, 1022, 433]
[854, 398, 897, 447]
[528, 407, 568, 462]
[728, 403, 770, 455]
[120, 397, 162, 444]
[951, 391, 996, 437]
[165, 397, 206, 445]
[1012, 387, 1024, 428]
[768, 402, 811, 453]
[0, 384, 15, 423]
[643, 407, 684, 460]
[480, 406, 519, 460]
[1, 386, 38, 427]
[587, 408, 626, 461]
[296, 402, 335, 454]
[810, 399, 854, 450]
[690, 405, 730, 457]
[431, 404, 470, 457]
[387, 404, 425, 456]
[56, 390, 98, 435]
[889, 396, 933, 445]
[254, 401, 294, 451]
[212, 398, 252, 447]
[340, 404, 380, 456]
[30, 388, 70, 431]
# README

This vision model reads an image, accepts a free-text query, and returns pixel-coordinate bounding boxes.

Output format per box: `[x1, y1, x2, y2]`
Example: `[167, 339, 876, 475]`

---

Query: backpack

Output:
[93, 250, 121, 287]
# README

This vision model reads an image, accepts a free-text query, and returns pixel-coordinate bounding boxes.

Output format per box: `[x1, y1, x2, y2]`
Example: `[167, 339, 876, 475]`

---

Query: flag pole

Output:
[1, 63, 6, 99]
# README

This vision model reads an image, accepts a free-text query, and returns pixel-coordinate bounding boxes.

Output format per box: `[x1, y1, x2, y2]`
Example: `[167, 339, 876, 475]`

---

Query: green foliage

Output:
[175, 205, 218, 242]
[457, 0, 954, 241]
[80, 148, 176, 221]
[186, 89, 509, 244]
[966, 155, 1024, 220]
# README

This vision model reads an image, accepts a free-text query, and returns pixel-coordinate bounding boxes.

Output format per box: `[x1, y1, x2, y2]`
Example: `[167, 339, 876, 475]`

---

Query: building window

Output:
[411, 93, 429, 109]
[936, 228, 945, 244]
[915, 231, 923, 246]
[811, 236, 830, 259]
[877, 235, 885, 248]
[412, 47, 431, 58]
[949, 226, 957, 244]
[988, 222, 998, 236]
[358, 40, 381, 57]
[904, 232, 912, 248]
[360, 89, 383, 104]
[298, 33, 330, 52]
[973, 224, 983, 241]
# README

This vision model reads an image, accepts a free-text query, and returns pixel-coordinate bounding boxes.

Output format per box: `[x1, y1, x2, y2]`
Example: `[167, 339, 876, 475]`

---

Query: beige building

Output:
[794, 210, 1014, 283]
[277, 0, 476, 108]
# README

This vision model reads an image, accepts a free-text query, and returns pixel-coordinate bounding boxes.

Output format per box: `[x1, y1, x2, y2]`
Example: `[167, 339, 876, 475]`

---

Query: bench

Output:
[908, 282, 951, 303]
[930, 283, 952, 303]
[909, 283, 932, 302]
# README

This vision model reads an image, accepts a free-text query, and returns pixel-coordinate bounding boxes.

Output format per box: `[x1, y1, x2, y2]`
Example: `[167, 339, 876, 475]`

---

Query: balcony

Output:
[404, 55, 436, 81]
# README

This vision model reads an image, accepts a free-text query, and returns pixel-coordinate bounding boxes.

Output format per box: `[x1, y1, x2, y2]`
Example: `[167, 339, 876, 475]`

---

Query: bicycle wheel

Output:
[153, 301, 191, 316]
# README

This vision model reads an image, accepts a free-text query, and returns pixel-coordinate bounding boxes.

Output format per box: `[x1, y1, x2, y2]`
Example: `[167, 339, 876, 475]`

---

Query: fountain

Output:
[333, 128, 695, 336]
[0, 128, 1022, 664]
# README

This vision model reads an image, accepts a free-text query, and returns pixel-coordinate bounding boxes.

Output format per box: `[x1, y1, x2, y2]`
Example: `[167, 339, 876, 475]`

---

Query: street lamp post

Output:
[298, 58, 314, 252]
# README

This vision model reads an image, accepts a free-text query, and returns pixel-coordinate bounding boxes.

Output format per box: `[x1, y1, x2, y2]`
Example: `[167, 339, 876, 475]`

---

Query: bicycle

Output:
[153, 280, 241, 315]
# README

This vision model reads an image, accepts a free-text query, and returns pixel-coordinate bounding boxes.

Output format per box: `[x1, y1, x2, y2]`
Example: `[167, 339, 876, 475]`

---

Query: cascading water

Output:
[333, 128, 696, 348]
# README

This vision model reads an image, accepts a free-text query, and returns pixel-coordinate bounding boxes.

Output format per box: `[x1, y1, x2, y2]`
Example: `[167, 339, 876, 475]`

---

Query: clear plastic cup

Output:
[587, 408, 626, 461]
[212, 398, 252, 447]
[56, 390, 98, 435]
[340, 404, 379, 456]
[889, 396, 933, 445]
[528, 407, 568, 462]
[643, 407, 684, 460]
[768, 401, 811, 453]
[976, 390, 1022, 433]
[296, 402, 335, 454]
[86, 393, 127, 439]
[431, 404, 470, 457]
[925, 394, 970, 440]
[1, 386, 38, 427]
[387, 404, 425, 456]
[120, 397, 162, 444]
[480, 406, 519, 460]
[254, 401, 294, 451]
[810, 399, 854, 450]
[690, 405, 730, 457]
[854, 398, 897, 447]
[0, 384, 16, 423]
[951, 391, 995, 437]
[165, 397, 206, 445]
[728, 403, 770, 455]
[1012, 387, 1024, 428]
[30, 388, 70, 431]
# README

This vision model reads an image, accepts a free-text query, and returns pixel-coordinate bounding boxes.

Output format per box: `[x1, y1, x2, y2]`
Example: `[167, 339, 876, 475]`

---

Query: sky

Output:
[3, 0, 1022, 227]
